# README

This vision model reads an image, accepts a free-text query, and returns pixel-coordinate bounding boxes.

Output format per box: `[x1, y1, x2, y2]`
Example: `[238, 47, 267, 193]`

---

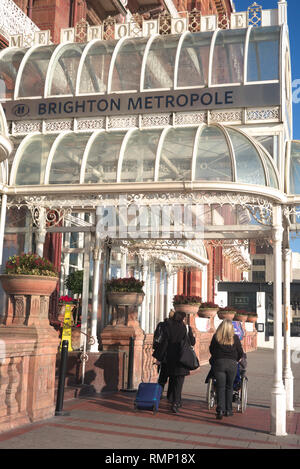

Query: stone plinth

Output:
[100, 305, 145, 389]
[0, 294, 60, 433]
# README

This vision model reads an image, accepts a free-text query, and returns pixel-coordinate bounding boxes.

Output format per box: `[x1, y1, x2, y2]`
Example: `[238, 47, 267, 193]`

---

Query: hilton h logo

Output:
[12, 103, 30, 118]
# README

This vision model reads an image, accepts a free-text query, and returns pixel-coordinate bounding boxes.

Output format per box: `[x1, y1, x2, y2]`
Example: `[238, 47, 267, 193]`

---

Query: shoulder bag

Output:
[179, 325, 199, 370]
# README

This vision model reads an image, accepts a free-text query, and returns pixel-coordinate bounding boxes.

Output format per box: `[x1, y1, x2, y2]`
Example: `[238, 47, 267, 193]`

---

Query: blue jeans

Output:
[213, 359, 237, 413]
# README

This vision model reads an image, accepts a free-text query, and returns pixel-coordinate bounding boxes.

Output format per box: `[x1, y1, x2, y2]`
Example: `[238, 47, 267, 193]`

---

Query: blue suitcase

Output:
[134, 382, 163, 414]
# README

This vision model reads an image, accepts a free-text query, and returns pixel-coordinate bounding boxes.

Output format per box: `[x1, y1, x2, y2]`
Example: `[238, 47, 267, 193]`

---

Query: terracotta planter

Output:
[174, 304, 200, 314]
[217, 311, 236, 320]
[107, 291, 144, 306]
[198, 307, 218, 319]
[234, 314, 248, 322]
[247, 315, 258, 323]
[0, 274, 58, 296]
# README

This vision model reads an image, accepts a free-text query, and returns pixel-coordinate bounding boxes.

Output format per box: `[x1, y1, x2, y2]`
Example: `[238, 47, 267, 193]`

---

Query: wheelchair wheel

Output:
[207, 378, 216, 410]
[237, 377, 248, 413]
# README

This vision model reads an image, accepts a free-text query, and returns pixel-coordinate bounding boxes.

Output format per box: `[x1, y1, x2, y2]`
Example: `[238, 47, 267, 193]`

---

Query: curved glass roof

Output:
[289, 141, 300, 194]
[0, 26, 281, 100]
[10, 124, 279, 189]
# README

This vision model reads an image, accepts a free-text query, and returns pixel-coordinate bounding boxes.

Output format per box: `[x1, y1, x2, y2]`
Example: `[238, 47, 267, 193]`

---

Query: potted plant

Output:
[234, 309, 249, 322]
[173, 294, 202, 314]
[198, 301, 219, 318]
[217, 306, 236, 321]
[0, 252, 58, 295]
[57, 295, 77, 323]
[247, 312, 258, 323]
[106, 277, 145, 306]
[64, 270, 84, 324]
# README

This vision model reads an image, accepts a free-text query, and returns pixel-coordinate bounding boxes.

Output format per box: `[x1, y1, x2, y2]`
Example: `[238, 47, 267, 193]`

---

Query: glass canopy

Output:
[10, 124, 279, 188]
[0, 26, 281, 100]
[289, 141, 300, 194]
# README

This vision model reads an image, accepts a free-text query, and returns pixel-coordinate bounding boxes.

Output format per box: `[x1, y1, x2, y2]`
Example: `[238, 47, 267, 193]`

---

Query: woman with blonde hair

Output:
[209, 319, 244, 420]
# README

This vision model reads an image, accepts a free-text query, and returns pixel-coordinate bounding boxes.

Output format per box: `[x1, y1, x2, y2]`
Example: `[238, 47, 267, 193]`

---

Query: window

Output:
[252, 271, 266, 282]
[252, 258, 265, 266]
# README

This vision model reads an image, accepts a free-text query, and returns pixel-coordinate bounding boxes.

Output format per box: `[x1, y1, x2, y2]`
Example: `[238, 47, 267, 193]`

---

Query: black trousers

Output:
[167, 375, 185, 405]
[158, 363, 169, 388]
[212, 359, 237, 413]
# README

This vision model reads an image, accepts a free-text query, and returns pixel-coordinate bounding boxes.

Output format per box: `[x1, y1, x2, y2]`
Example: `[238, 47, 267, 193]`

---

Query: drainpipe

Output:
[27, 0, 33, 19]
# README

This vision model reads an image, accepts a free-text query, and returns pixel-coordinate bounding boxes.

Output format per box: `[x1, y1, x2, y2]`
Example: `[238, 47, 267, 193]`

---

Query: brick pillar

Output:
[100, 305, 145, 390]
[0, 290, 60, 431]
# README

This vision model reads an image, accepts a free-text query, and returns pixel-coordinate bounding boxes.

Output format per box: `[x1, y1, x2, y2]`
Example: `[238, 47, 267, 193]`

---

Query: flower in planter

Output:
[200, 301, 219, 309]
[5, 253, 57, 277]
[218, 306, 236, 312]
[106, 277, 144, 293]
[173, 294, 202, 305]
[235, 309, 249, 315]
[58, 295, 76, 304]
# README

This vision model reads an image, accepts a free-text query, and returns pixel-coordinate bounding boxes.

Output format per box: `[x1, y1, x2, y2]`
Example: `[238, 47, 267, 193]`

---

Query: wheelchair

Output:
[206, 362, 248, 414]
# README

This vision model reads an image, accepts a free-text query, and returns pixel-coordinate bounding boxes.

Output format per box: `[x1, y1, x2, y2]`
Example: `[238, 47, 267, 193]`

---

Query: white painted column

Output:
[0, 194, 7, 266]
[80, 232, 91, 350]
[141, 262, 148, 332]
[159, 265, 165, 322]
[283, 248, 294, 411]
[121, 248, 127, 277]
[90, 233, 101, 353]
[35, 208, 46, 257]
[166, 266, 173, 315]
[150, 262, 155, 332]
[145, 261, 151, 333]
[270, 205, 287, 435]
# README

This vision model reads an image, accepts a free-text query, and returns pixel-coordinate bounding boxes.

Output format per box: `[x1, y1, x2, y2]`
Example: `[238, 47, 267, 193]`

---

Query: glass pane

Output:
[177, 32, 213, 87]
[227, 128, 266, 185]
[121, 129, 161, 182]
[49, 133, 90, 184]
[261, 150, 278, 188]
[289, 142, 300, 194]
[0, 49, 27, 100]
[247, 26, 280, 82]
[111, 38, 148, 92]
[84, 132, 125, 183]
[17, 45, 57, 98]
[144, 35, 180, 90]
[15, 134, 56, 185]
[158, 128, 196, 181]
[79, 40, 117, 94]
[212, 29, 246, 85]
[195, 126, 232, 181]
[49, 44, 85, 96]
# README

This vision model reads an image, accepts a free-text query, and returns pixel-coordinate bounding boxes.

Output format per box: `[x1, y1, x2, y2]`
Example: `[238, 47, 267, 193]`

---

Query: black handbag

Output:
[179, 326, 199, 371]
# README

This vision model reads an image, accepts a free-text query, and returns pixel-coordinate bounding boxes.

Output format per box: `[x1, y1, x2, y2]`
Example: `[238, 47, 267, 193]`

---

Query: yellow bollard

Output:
[60, 303, 73, 351]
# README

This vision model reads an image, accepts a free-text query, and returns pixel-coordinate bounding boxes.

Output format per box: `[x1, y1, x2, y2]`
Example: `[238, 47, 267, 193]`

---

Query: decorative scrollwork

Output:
[247, 2, 262, 27]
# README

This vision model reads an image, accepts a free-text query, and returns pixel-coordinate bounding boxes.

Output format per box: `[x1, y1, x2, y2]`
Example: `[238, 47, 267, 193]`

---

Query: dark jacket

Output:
[153, 318, 195, 376]
[209, 334, 244, 363]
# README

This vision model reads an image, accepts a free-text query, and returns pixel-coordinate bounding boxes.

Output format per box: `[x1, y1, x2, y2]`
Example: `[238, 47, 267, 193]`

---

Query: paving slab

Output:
[0, 349, 299, 452]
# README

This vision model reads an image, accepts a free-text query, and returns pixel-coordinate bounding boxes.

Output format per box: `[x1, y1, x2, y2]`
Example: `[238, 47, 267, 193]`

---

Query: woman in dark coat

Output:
[153, 311, 195, 413]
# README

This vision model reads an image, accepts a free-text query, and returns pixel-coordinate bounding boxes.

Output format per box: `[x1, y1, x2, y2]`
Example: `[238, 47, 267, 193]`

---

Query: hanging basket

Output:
[198, 307, 218, 319]
[0, 274, 58, 296]
[107, 291, 144, 306]
[174, 304, 200, 314]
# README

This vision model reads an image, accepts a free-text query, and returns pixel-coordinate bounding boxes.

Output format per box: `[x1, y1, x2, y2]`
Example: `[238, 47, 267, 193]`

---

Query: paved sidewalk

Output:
[0, 349, 299, 450]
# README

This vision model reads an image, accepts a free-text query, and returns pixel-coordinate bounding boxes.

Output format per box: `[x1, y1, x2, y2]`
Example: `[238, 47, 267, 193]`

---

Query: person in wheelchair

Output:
[207, 319, 244, 420]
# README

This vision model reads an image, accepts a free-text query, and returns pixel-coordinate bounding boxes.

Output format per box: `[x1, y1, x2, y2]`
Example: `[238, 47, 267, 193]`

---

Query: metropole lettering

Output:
[37, 90, 234, 117]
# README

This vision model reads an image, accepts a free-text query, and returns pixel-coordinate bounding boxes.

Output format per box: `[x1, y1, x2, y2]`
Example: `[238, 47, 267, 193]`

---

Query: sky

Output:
[236, 0, 300, 253]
